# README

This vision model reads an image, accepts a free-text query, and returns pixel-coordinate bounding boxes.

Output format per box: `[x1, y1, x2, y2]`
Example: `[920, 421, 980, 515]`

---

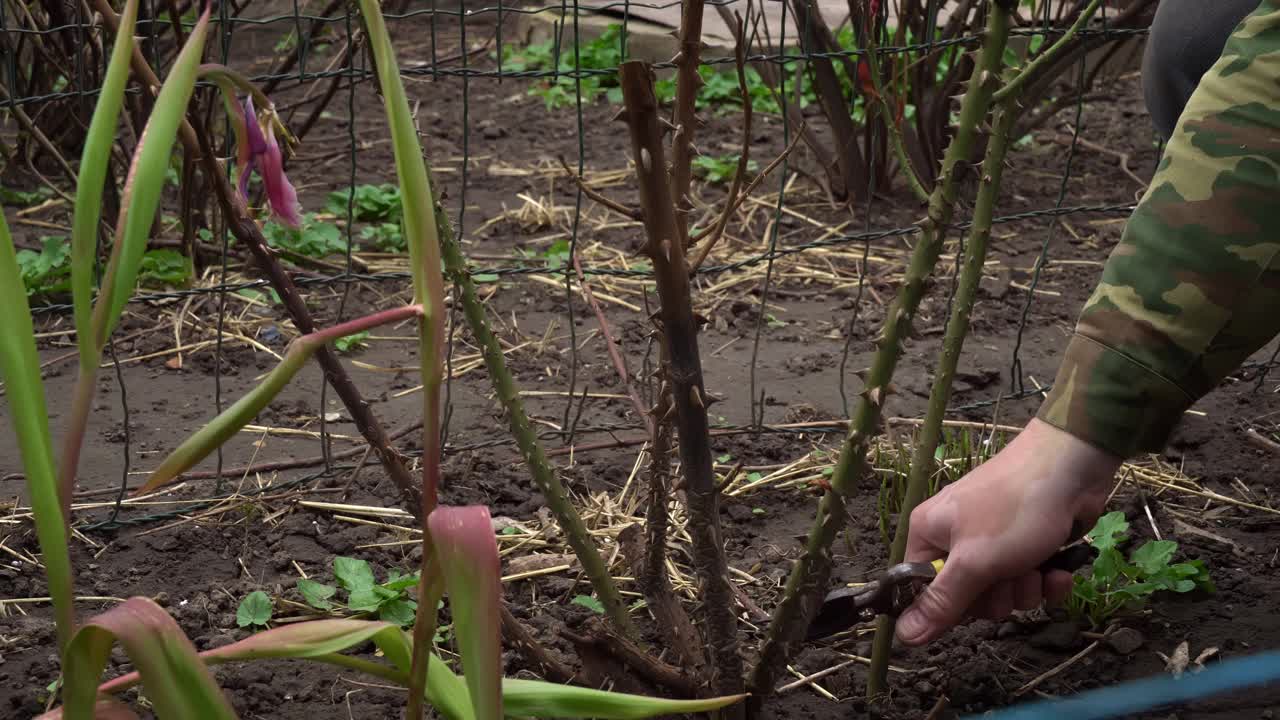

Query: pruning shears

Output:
[805, 540, 1096, 642]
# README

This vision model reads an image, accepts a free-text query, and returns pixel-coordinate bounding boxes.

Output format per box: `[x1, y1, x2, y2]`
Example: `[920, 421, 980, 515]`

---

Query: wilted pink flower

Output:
[236, 96, 301, 228]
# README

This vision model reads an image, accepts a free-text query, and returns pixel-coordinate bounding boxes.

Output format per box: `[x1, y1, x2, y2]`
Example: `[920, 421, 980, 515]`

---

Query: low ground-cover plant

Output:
[303, 556, 421, 627]
[693, 154, 759, 185]
[326, 183, 402, 223]
[17, 236, 192, 298]
[1066, 511, 1215, 628]
[497, 20, 962, 119]
[1, 2, 745, 718]
[261, 212, 345, 258]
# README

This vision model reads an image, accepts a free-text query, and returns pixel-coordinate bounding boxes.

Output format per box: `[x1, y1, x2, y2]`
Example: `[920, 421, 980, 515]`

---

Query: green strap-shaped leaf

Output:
[137, 305, 422, 493]
[94, 3, 211, 344]
[0, 210, 75, 650]
[67, 614, 745, 720]
[71, 0, 139, 368]
[61, 598, 237, 720]
[354, 0, 443, 315]
[137, 343, 312, 493]
[502, 679, 747, 719]
[89, 618, 475, 720]
[429, 506, 504, 720]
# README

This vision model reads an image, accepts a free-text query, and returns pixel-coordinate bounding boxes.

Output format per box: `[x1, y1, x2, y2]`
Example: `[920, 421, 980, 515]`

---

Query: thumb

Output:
[895, 556, 985, 647]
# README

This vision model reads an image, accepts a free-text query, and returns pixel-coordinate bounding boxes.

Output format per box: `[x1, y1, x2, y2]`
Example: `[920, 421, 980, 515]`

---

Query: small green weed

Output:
[235, 590, 274, 629]
[571, 595, 606, 614]
[513, 238, 571, 269]
[326, 183, 402, 223]
[263, 213, 346, 258]
[0, 186, 54, 206]
[16, 236, 72, 298]
[1065, 511, 1214, 627]
[498, 25, 627, 110]
[360, 222, 405, 252]
[334, 331, 369, 354]
[327, 184, 405, 251]
[20, 236, 190, 297]
[138, 248, 192, 286]
[294, 556, 422, 628]
[693, 154, 758, 185]
[236, 287, 283, 306]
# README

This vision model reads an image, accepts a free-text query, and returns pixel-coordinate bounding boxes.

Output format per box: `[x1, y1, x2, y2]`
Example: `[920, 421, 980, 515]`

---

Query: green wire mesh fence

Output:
[0, 0, 1179, 528]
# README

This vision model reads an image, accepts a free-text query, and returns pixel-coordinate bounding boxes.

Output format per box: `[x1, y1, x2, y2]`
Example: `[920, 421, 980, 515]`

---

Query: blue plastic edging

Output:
[967, 649, 1280, 720]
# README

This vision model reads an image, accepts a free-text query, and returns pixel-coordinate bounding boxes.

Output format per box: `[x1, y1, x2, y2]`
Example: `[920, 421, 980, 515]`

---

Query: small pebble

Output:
[997, 621, 1020, 639]
[1105, 627, 1145, 655]
[477, 119, 506, 140]
[1030, 621, 1081, 651]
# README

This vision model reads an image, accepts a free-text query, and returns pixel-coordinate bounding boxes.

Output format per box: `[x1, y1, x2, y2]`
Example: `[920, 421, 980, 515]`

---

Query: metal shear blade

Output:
[804, 561, 941, 641]
[805, 542, 1095, 642]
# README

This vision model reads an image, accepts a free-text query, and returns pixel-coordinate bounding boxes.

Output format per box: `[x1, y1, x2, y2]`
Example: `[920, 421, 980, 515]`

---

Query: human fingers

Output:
[904, 496, 954, 565]
[974, 580, 1014, 621]
[895, 553, 988, 646]
[1044, 569, 1074, 606]
[1012, 572, 1044, 612]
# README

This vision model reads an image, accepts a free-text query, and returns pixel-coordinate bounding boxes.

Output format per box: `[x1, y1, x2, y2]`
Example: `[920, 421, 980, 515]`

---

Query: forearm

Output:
[1039, 0, 1280, 458]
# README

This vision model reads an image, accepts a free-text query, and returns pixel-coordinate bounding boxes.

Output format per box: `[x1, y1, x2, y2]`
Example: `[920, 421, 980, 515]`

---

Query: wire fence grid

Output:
[1, 0, 1176, 528]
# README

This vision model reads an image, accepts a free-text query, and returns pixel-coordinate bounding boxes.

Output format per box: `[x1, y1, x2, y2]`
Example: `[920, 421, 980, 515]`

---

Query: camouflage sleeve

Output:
[1037, 0, 1280, 459]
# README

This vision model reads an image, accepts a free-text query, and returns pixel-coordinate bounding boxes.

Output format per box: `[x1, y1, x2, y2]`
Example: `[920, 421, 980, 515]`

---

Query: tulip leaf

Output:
[430, 506, 504, 720]
[138, 304, 423, 494]
[137, 342, 313, 493]
[61, 598, 237, 720]
[97, 3, 212, 345]
[0, 211, 75, 650]
[72, 0, 139, 365]
[502, 679, 747, 719]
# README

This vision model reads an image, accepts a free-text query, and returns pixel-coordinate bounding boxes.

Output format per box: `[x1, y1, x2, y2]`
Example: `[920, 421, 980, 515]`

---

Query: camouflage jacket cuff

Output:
[1036, 333, 1195, 459]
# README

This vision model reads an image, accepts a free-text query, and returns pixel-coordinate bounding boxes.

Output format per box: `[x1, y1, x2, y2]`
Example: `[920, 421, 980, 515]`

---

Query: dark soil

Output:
[3, 4, 1280, 720]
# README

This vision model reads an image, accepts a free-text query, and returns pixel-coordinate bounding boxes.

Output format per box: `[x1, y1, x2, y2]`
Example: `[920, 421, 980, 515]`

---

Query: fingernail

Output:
[896, 608, 926, 644]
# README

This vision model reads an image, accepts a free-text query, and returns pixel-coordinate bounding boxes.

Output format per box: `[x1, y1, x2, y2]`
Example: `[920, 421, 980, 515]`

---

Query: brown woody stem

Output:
[431, 173, 637, 640]
[747, 3, 1013, 704]
[867, 0, 1107, 695]
[620, 59, 743, 706]
[669, 0, 705, 248]
[867, 88, 1021, 700]
[789, 0, 869, 203]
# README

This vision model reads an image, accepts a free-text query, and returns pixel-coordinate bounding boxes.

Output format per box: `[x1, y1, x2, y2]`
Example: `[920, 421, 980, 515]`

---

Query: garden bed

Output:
[3, 4, 1280, 719]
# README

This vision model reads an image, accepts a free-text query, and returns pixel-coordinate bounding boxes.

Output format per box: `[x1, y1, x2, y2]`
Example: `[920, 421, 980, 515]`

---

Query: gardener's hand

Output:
[894, 418, 1122, 646]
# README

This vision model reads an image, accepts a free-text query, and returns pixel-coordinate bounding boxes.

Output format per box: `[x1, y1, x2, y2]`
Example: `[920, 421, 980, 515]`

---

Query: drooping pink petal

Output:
[259, 125, 302, 228]
[236, 95, 301, 227]
[240, 96, 269, 198]
[231, 96, 255, 198]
